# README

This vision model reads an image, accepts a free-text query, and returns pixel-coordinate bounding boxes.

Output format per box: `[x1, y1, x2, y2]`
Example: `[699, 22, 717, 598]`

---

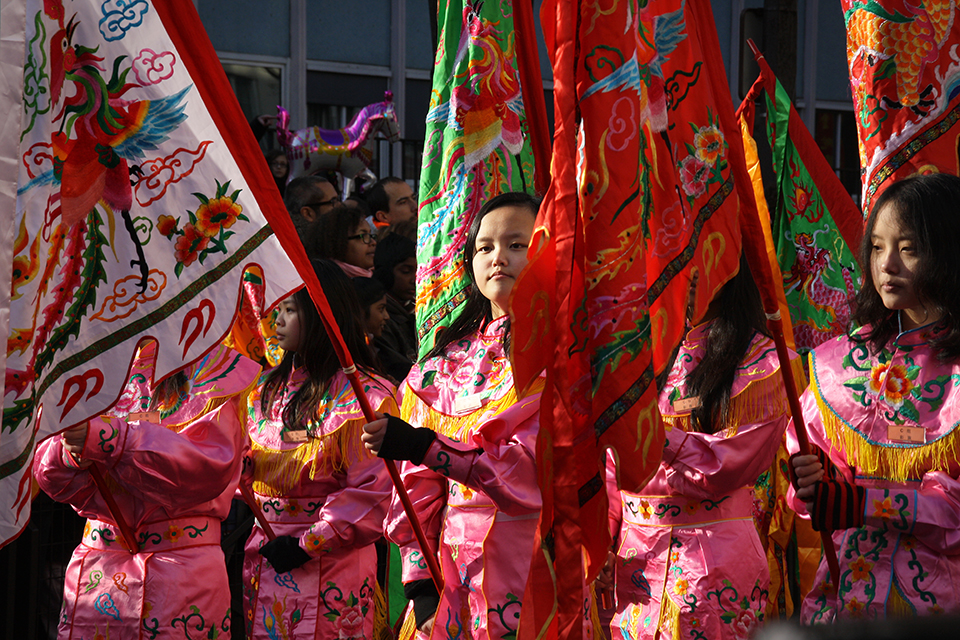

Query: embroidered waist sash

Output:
[622, 488, 753, 528]
[82, 516, 220, 552]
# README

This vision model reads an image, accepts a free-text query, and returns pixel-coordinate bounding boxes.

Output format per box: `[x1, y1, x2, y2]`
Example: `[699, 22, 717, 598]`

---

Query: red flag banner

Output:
[514, 0, 748, 635]
[847, 0, 960, 209]
[1, 0, 301, 545]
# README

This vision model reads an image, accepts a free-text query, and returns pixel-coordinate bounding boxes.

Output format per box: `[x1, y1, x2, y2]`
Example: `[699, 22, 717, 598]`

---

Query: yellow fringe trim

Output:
[373, 581, 392, 640]
[813, 378, 960, 483]
[401, 377, 545, 442]
[250, 420, 370, 496]
[888, 579, 915, 617]
[657, 593, 682, 639]
[663, 357, 805, 436]
[587, 583, 605, 640]
[396, 606, 418, 640]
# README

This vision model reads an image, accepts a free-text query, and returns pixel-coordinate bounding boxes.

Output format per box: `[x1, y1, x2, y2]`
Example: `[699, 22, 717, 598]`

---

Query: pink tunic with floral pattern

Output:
[243, 368, 396, 640]
[608, 324, 794, 640]
[384, 316, 544, 640]
[34, 343, 261, 640]
[788, 324, 960, 622]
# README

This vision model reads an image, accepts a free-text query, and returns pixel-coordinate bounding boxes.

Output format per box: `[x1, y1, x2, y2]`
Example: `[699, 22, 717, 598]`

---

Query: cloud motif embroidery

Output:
[99, 0, 150, 41]
[133, 49, 176, 86]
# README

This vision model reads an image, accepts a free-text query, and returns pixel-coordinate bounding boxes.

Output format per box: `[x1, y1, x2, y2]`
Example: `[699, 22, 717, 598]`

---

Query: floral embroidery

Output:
[845, 597, 865, 617]
[872, 497, 895, 520]
[639, 499, 653, 519]
[848, 556, 873, 582]
[286, 500, 303, 517]
[165, 524, 183, 543]
[693, 125, 725, 166]
[867, 362, 914, 408]
[684, 500, 699, 515]
[674, 577, 689, 596]
[304, 532, 327, 553]
[678, 155, 708, 198]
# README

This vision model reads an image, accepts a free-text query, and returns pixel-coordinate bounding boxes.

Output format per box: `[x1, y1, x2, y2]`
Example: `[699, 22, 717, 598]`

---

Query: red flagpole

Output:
[514, 0, 552, 196]
[737, 39, 841, 586]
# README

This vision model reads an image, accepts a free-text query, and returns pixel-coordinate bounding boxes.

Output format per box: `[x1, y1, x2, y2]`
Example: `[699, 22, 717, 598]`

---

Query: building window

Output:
[814, 109, 861, 204]
[222, 63, 283, 151]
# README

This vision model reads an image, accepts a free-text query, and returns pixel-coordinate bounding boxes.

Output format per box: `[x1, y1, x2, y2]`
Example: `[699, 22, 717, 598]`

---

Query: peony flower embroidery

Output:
[868, 362, 915, 408]
[693, 125, 724, 166]
[335, 605, 364, 640]
[732, 608, 758, 640]
[157, 214, 178, 238]
[684, 500, 699, 515]
[873, 496, 896, 520]
[173, 224, 208, 267]
[286, 500, 303, 517]
[848, 555, 873, 582]
[195, 195, 243, 237]
[679, 155, 709, 198]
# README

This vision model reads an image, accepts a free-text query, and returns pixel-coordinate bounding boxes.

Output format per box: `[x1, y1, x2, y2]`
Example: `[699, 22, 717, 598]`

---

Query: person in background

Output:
[373, 231, 418, 382]
[243, 259, 396, 639]
[367, 177, 417, 227]
[265, 149, 289, 197]
[305, 204, 378, 277]
[283, 175, 340, 241]
[789, 174, 960, 622]
[33, 342, 261, 640]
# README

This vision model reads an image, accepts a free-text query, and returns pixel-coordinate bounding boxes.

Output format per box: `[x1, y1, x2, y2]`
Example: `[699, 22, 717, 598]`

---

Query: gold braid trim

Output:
[812, 378, 960, 483]
[400, 377, 545, 442]
[662, 357, 804, 436]
[250, 420, 370, 496]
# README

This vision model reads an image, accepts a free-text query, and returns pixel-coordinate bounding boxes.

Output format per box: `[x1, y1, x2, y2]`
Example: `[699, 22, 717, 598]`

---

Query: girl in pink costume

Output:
[791, 174, 960, 622]
[34, 341, 261, 639]
[362, 192, 543, 639]
[602, 261, 800, 639]
[243, 259, 396, 639]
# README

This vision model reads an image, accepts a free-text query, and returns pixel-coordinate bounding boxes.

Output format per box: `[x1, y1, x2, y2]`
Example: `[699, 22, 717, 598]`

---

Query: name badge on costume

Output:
[454, 393, 483, 414]
[127, 411, 161, 423]
[283, 430, 308, 443]
[888, 425, 925, 444]
[673, 396, 701, 412]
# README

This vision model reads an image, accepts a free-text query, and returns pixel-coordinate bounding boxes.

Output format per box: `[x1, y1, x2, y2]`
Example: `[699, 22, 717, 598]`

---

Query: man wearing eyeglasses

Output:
[283, 175, 340, 238]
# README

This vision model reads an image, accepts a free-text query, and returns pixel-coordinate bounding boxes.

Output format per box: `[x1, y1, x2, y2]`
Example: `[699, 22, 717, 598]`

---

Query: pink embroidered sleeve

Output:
[299, 445, 392, 557]
[418, 393, 541, 516]
[33, 434, 98, 509]
[863, 473, 960, 553]
[80, 401, 244, 506]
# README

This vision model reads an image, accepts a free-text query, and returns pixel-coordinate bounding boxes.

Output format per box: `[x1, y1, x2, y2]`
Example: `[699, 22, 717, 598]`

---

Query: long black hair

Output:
[423, 191, 540, 361]
[853, 173, 960, 360]
[260, 259, 381, 432]
[683, 255, 770, 434]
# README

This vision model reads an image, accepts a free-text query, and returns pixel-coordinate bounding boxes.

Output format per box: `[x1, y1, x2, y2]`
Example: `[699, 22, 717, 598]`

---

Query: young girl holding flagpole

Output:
[791, 173, 960, 621]
[242, 258, 396, 639]
[361, 192, 546, 640]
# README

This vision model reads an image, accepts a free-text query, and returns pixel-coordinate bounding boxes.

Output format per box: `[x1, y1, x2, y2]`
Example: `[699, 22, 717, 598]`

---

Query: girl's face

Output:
[343, 220, 377, 270]
[275, 296, 302, 352]
[472, 205, 535, 318]
[870, 204, 937, 330]
[391, 257, 417, 302]
[365, 295, 390, 337]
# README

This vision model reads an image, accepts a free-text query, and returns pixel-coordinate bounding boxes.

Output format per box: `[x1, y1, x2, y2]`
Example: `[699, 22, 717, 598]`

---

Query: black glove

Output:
[403, 578, 441, 629]
[377, 414, 437, 465]
[810, 480, 865, 532]
[259, 535, 311, 573]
